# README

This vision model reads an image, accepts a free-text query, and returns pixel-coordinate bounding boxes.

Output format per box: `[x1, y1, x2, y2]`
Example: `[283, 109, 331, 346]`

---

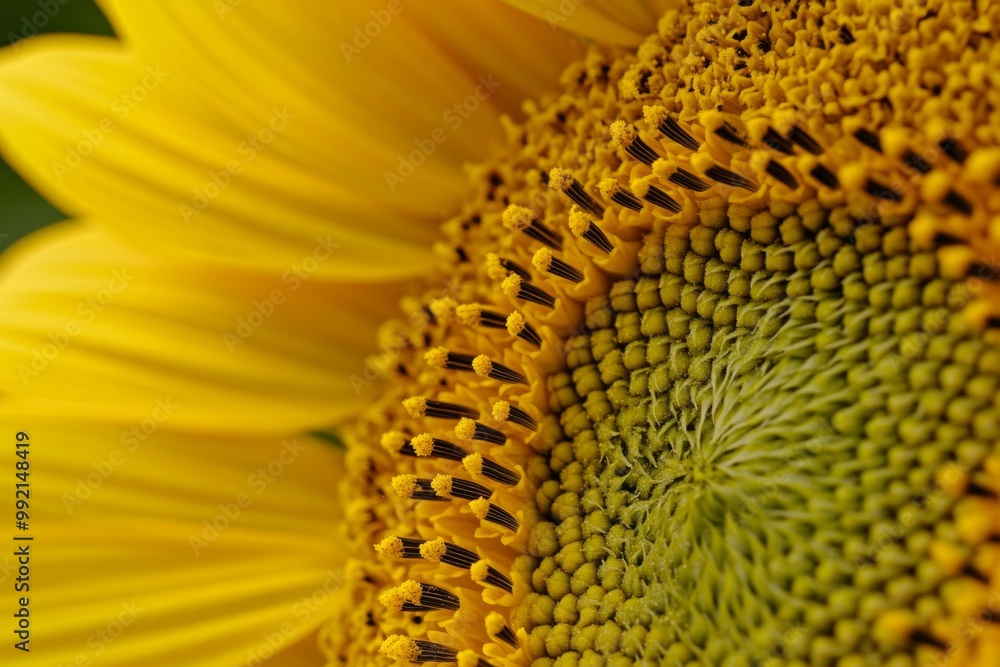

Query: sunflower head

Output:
[312, 1, 1000, 665]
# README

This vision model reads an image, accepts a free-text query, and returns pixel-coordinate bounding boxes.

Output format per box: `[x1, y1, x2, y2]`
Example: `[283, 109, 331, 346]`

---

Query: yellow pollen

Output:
[377, 587, 407, 612]
[419, 538, 447, 563]
[456, 650, 479, 667]
[469, 497, 491, 520]
[641, 104, 668, 129]
[501, 203, 533, 231]
[609, 119, 637, 148]
[455, 303, 482, 327]
[651, 158, 679, 179]
[390, 474, 418, 499]
[484, 252, 507, 280]
[485, 611, 508, 636]
[599, 178, 622, 199]
[396, 579, 423, 605]
[500, 273, 521, 297]
[374, 535, 403, 559]
[469, 560, 490, 583]
[423, 346, 449, 369]
[454, 417, 477, 442]
[471, 355, 493, 378]
[430, 474, 452, 498]
[410, 433, 435, 457]
[401, 396, 426, 418]
[491, 400, 510, 422]
[428, 296, 456, 323]
[688, 151, 715, 175]
[379, 635, 420, 662]
[748, 150, 771, 175]
[380, 430, 407, 453]
[505, 311, 526, 336]
[547, 167, 574, 191]
[567, 209, 591, 237]
[531, 247, 553, 272]
[462, 452, 484, 477]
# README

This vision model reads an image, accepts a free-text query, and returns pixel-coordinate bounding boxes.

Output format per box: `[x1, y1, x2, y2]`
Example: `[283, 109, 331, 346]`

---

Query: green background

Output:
[0, 0, 113, 254]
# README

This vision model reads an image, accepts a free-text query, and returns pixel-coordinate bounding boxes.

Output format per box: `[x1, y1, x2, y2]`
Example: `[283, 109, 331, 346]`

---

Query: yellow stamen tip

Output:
[431, 474, 453, 498]
[486, 611, 508, 636]
[599, 178, 622, 198]
[457, 650, 480, 667]
[424, 347, 449, 369]
[470, 559, 490, 583]
[374, 535, 404, 559]
[469, 497, 491, 520]
[377, 587, 406, 612]
[838, 162, 868, 192]
[420, 538, 447, 563]
[380, 431, 408, 453]
[652, 159, 679, 179]
[455, 303, 483, 327]
[771, 108, 798, 136]
[749, 150, 771, 175]
[429, 297, 457, 322]
[532, 247, 553, 272]
[506, 311, 526, 336]
[501, 273, 521, 297]
[502, 204, 533, 231]
[472, 355, 493, 377]
[455, 417, 477, 441]
[463, 452, 484, 477]
[485, 252, 508, 280]
[689, 152, 715, 173]
[390, 474, 418, 499]
[642, 104, 668, 129]
[411, 433, 435, 457]
[548, 167, 575, 190]
[492, 400, 511, 422]
[609, 119, 636, 148]
[401, 396, 427, 418]
[380, 635, 420, 662]
[568, 209, 592, 237]
[397, 579, 422, 604]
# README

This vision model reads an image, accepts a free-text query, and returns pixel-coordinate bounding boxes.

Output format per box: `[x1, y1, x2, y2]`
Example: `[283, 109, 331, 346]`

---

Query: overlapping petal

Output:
[0, 223, 408, 434]
[0, 1, 583, 280]
[4, 416, 345, 666]
[502, 0, 681, 45]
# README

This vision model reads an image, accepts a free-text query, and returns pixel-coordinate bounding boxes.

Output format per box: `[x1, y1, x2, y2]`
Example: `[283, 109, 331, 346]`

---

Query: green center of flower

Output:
[520, 208, 1000, 665]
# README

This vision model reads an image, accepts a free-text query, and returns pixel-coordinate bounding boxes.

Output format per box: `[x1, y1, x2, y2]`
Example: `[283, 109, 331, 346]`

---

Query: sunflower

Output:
[3, 0, 1000, 666]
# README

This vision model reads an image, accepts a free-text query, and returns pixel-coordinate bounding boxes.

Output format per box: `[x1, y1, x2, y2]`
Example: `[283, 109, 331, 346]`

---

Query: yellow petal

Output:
[5, 417, 344, 667]
[0, 1, 582, 279]
[503, 0, 679, 45]
[0, 222, 406, 435]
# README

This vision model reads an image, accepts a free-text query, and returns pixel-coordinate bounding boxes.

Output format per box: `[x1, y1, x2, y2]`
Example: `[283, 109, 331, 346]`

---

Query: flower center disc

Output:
[525, 208, 1000, 665]
[331, 1, 1000, 666]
